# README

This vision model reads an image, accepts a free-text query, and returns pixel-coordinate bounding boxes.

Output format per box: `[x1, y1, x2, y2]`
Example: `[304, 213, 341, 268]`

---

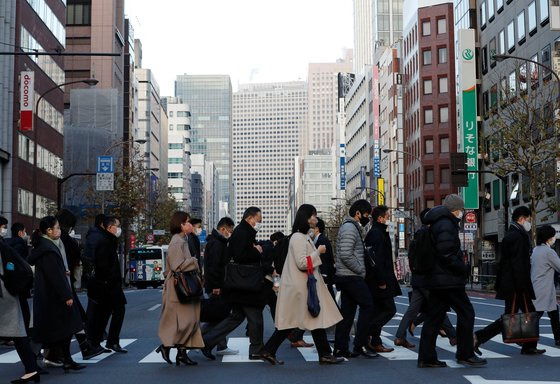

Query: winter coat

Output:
[335, 217, 366, 278]
[158, 234, 204, 348]
[28, 237, 82, 343]
[495, 222, 535, 300]
[60, 230, 81, 285]
[0, 247, 27, 338]
[531, 244, 560, 312]
[5, 236, 29, 261]
[223, 220, 268, 308]
[83, 226, 104, 262]
[423, 206, 467, 289]
[275, 232, 342, 330]
[203, 229, 230, 293]
[315, 234, 335, 285]
[365, 222, 402, 298]
[187, 233, 201, 261]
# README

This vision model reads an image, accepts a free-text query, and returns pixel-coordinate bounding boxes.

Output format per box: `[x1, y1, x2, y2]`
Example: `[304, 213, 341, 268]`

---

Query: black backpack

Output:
[0, 241, 34, 297]
[407, 225, 436, 275]
[272, 234, 292, 275]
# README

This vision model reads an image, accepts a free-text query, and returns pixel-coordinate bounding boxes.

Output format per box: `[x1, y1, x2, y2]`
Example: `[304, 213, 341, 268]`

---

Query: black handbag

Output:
[306, 256, 321, 317]
[201, 295, 232, 323]
[223, 262, 264, 292]
[173, 270, 203, 303]
[501, 293, 540, 344]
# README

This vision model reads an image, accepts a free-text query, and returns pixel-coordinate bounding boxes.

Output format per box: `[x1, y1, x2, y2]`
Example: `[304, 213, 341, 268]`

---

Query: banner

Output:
[20, 71, 34, 131]
[377, 177, 385, 206]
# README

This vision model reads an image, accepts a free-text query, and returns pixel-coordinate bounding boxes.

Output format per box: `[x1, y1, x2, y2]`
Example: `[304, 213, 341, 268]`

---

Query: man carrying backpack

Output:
[417, 195, 487, 368]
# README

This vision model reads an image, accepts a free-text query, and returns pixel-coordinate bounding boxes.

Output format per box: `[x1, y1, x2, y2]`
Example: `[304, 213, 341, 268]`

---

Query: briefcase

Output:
[501, 293, 540, 344]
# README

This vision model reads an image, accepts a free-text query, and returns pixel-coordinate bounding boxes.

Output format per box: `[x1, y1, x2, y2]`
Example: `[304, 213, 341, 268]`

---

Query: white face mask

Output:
[195, 228, 202, 236]
[548, 238, 556, 247]
[115, 227, 122, 238]
[254, 222, 262, 232]
[308, 229, 316, 239]
[456, 211, 464, 220]
[69, 229, 76, 237]
[522, 221, 532, 232]
[0, 228, 7, 237]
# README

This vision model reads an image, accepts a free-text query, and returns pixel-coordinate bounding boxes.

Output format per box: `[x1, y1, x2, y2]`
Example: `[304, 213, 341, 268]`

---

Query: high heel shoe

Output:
[62, 359, 86, 373]
[156, 345, 172, 364]
[176, 348, 197, 366]
[10, 372, 40, 383]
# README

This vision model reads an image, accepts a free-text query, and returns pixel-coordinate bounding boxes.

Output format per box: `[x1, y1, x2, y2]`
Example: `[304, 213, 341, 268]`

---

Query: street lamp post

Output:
[31, 78, 98, 228]
[355, 186, 386, 206]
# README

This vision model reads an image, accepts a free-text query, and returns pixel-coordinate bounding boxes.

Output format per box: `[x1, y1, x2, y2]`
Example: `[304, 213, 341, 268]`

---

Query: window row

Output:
[27, 0, 66, 46]
[423, 106, 449, 124]
[421, 18, 447, 36]
[20, 27, 65, 85]
[422, 47, 448, 66]
[480, 0, 548, 32]
[422, 77, 449, 95]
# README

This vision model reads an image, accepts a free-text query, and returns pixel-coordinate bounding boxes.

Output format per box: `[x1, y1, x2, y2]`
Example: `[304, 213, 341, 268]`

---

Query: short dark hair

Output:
[419, 208, 431, 224]
[94, 213, 106, 228]
[317, 217, 326, 234]
[217, 217, 234, 229]
[536, 225, 556, 245]
[242, 207, 261, 220]
[102, 216, 119, 229]
[0, 216, 7, 227]
[170, 211, 190, 234]
[31, 216, 58, 247]
[56, 208, 77, 231]
[270, 231, 285, 243]
[349, 199, 372, 218]
[292, 204, 317, 234]
[11, 222, 26, 237]
[189, 218, 202, 225]
[512, 206, 531, 222]
[372, 205, 389, 222]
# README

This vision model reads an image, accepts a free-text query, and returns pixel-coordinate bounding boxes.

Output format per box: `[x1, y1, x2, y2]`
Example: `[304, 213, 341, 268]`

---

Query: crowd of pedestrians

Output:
[1, 193, 559, 380]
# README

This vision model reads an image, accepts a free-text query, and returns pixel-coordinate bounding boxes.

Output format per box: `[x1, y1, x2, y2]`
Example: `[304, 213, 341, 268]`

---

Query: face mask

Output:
[115, 227, 122, 238]
[385, 221, 394, 228]
[254, 222, 262, 232]
[522, 221, 532, 232]
[195, 228, 202, 236]
[22, 233, 29, 242]
[548, 238, 556, 247]
[359, 215, 370, 227]
[456, 211, 464, 220]
[308, 229, 316, 239]
[69, 229, 76, 237]
[0, 228, 6, 237]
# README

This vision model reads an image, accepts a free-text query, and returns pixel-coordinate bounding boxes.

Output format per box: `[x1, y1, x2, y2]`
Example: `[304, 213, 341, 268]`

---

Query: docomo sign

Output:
[20, 71, 34, 131]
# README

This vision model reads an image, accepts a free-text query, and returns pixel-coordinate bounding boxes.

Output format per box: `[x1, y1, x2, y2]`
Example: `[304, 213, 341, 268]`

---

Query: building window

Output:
[490, 84, 498, 109]
[439, 106, 449, 123]
[482, 46, 488, 73]
[492, 179, 501, 209]
[66, 1, 92, 26]
[441, 168, 450, 184]
[437, 18, 446, 34]
[423, 49, 432, 65]
[425, 169, 435, 184]
[438, 47, 447, 64]
[423, 78, 433, 94]
[542, 44, 552, 79]
[528, 2, 537, 33]
[481, 1, 487, 27]
[488, 0, 495, 20]
[517, 11, 526, 42]
[520, 63, 528, 92]
[424, 108, 433, 124]
[507, 21, 515, 51]
[425, 139, 434, 154]
[497, 0, 504, 11]
[530, 53, 539, 87]
[498, 29, 505, 54]
[509, 71, 517, 97]
[422, 20, 431, 36]
[440, 137, 449, 153]
[540, 0, 549, 24]
[169, 111, 174, 117]
[489, 38, 497, 66]
[439, 77, 448, 93]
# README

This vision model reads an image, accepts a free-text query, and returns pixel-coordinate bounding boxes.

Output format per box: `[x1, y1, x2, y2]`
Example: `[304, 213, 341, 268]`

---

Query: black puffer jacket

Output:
[365, 222, 402, 298]
[423, 205, 467, 289]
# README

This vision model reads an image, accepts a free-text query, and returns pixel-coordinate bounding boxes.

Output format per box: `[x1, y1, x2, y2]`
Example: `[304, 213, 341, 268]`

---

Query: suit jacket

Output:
[315, 233, 335, 284]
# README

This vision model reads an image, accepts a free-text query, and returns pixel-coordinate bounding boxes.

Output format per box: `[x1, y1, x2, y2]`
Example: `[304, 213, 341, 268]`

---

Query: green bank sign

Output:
[459, 30, 479, 209]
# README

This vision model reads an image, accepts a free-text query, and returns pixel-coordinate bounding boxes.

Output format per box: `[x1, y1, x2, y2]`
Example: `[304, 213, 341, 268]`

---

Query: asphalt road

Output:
[1, 287, 559, 384]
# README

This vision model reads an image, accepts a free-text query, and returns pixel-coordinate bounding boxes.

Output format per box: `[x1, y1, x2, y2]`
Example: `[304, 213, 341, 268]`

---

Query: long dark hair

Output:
[292, 204, 317, 234]
[31, 216, 58, 248]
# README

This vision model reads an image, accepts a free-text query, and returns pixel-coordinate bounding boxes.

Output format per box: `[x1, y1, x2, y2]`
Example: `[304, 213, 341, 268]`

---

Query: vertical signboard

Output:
[340, 143, 346, 190]
[459, 29, 479, 209]
[377, 177, 385, 205]
[20, 71, 34, 131]
[372, 66, 381, 178]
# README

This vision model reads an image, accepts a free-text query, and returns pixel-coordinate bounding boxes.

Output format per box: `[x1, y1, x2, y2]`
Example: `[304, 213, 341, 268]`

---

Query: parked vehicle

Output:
[129, 246, 168, 289]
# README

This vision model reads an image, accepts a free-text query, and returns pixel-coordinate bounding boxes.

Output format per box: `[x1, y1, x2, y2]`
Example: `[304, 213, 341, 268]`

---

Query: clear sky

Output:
[125, 0, 354, 96]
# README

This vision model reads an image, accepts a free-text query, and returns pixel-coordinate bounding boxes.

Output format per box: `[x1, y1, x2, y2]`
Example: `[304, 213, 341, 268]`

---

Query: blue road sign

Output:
[97, 156, 114, 173]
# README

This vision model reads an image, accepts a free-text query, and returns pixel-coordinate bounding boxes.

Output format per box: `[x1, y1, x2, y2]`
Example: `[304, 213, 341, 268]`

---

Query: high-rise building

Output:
[300, 150, 337, 216]
[190, 154, 219, 231]
[174, 75, 232, 214]
[354, 0, 374, 72]
[233, 82, 307, 238]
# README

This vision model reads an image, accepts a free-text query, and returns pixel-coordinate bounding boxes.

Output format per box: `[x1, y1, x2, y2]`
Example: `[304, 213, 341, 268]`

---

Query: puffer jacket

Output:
[335, 216, 366, 278]
[423, 205, 467, 289]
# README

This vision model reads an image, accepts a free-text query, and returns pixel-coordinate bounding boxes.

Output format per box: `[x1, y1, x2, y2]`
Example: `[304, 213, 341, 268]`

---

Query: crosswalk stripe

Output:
[73, 339, 137, 364]
[380, 332, 418, 360]
[296, 336, 319, 361]
[147, 304, 161, 311]
[435, 337, 509, 359]
[0, 349, 22, 363]
[221, 337, 262, 363]
[139, 347, 179, 363]
[489, 335, 560, 357]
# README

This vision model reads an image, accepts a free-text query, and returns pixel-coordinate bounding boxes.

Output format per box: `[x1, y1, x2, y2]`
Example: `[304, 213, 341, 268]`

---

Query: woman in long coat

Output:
[531, 225, 560, 345]
[259, 204, 344, 365]
[27, 216, 84, 372]
[0, 241, 39, 383]
[157, 211, 204, 365]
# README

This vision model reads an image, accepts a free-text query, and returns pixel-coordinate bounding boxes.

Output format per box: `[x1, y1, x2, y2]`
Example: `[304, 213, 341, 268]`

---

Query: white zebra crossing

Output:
[73, 339, 137, 364]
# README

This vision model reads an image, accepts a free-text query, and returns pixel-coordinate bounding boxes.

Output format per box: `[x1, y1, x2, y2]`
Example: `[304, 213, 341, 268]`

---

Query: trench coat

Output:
[531, 244, 560, 312]
[0, 250, 27, 338]
[275, 232, 342, 331]
[158, 234, 204, 348]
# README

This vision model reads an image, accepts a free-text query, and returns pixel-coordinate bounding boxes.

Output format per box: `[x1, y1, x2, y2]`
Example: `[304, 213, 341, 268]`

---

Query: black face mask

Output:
[359, 215, 370, 227]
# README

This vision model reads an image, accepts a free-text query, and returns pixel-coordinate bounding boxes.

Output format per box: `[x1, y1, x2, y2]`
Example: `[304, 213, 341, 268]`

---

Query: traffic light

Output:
[451, 152, 468, 188]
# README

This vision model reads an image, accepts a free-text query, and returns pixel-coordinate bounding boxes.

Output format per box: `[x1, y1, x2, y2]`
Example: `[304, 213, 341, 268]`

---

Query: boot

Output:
[176, 348, 197, 366]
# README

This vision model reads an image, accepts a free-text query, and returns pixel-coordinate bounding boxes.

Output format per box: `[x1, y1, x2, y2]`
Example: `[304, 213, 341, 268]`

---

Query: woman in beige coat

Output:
[259, 204, 344, 365]
[156, 211, 204, 365]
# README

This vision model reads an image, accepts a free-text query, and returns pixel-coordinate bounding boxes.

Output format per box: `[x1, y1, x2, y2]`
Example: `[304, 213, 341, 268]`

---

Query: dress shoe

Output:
[290, 340, 314, 348]
[368, 344, 394, 353]
[216, 347, 239, 355]
[521, 348, 546, 355]
[473, 334, 482, 356]
[417, 360, 448, 368]
[106, 344, 128, 353]
[319, 354, 345, 365]
[457, 356, 487, 366]
[10, 372, 40, 383]
[36, 368, 48, 375]
[259, 351, 284, 365]
[449, 337, 458, 347]
[62, 360, 86, 373]
[201, 348, 216, 360]
[394, 338, 415, 348]
[353, 346, 379, 358]
[155, 345, 172, 364]
[176, 348, 197, 366]
[43, 358, 63, 368]
[333, 349, 359, 358]
[248, 354, 262, 360]
[82, 345, 105, 360]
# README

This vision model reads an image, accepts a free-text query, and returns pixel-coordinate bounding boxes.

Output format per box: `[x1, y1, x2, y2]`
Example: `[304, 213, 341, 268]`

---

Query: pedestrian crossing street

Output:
[2, 333, 559, 367]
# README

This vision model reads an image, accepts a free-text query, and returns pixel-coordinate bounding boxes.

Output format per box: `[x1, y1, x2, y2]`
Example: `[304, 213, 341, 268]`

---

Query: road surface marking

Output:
[148, 304, 161, 311]
[221, 337, 262, 363]
[465, 375, 560, 384]
[72, 339, 136, 364]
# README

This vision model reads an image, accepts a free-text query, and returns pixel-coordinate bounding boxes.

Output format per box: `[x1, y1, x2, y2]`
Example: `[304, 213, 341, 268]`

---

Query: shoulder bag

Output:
[501, 293, 540, 344]
[173, 269, 203, 303]
[223, 262, 264, 292]
[306, 256, 321, 317]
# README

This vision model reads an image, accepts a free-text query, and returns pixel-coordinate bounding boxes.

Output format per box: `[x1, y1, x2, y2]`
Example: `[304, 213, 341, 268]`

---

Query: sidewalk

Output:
[465, 282, 560, 299]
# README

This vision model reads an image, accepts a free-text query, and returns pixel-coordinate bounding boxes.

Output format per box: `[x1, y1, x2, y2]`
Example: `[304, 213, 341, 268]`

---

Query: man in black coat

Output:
[314, 218, 335, 299]
[202, 207, 266, 360]
[417, 195, 486, 368]
[474, 205, 543, 355]
[5, 222, 29, 260]
[365, 205, 401, 353]
[88, 216, 127, 354]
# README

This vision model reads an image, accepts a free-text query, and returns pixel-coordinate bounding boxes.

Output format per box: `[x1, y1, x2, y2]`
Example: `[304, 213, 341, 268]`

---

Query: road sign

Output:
[96, 173, 114, 191]
[146, 234, 154, 244]
[464, 223, 478, 231]
[465, 211, 476, 223]
[153, 229, 165, 235]
[97, 156, 114, 173]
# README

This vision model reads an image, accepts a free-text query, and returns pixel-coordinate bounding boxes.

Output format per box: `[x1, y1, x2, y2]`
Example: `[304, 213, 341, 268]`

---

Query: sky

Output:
[125, 0, 354, 96]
